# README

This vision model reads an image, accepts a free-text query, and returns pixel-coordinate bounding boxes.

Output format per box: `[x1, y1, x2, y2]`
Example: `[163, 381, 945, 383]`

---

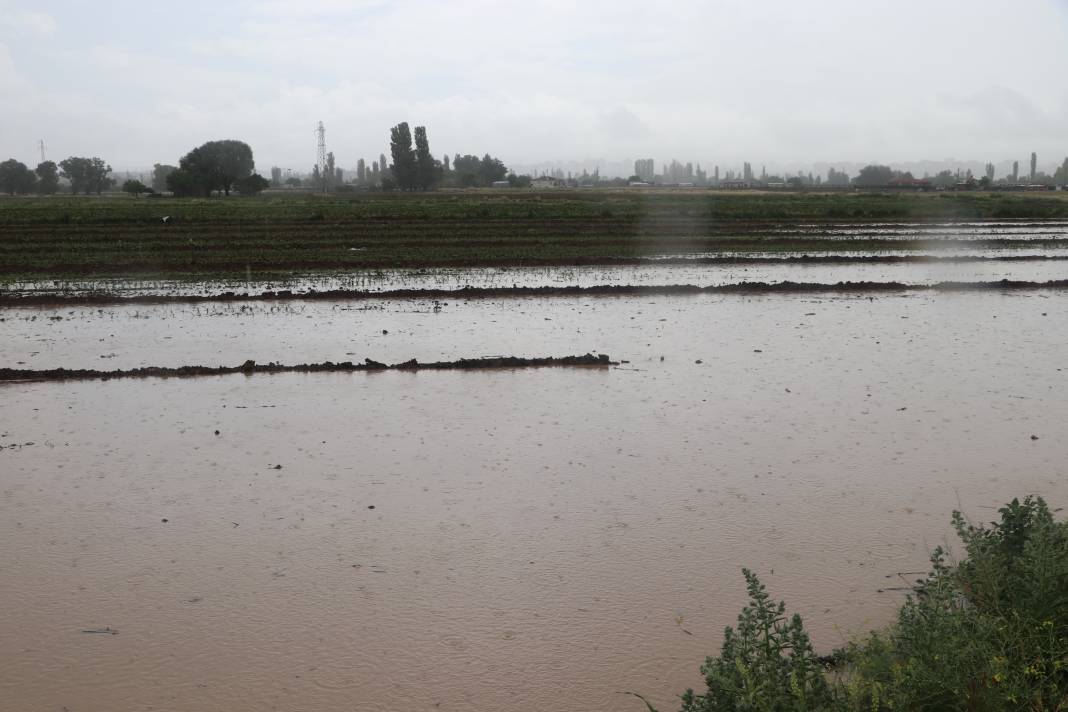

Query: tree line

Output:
[3, 125, 517, 197]
[269, 122, 514, 192]
[359, 121, 510, 191]
[0, 140, 270, 198]
[0, 157, 111, 195]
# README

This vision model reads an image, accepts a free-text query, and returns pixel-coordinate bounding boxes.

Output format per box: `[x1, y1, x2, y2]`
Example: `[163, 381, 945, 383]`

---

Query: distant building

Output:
[1030, 152, 1037, 182]
[661, 159, 695, 185]
[491, 180, 511, 189]
[633, 159, 655, 182]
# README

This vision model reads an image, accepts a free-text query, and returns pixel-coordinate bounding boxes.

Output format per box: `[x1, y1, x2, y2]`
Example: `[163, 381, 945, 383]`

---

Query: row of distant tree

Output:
[8, 151, 1068, 197]
[21, 131, 1062, 198]
[852, 162, 1068, 189]
[0, 124, 520, 197]
[303, 122, 512, 192]
[0, 157, 113, 196]
[0, 140, 271, 197]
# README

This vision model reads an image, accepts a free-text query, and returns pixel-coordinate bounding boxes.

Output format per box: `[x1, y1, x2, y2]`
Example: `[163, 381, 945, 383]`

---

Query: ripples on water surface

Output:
[2, 283, 1068, 710]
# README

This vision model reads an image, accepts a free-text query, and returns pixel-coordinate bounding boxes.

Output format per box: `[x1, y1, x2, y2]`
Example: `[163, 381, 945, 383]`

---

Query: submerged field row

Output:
[5, 239, 1068, 277]
[4, 279, 1068, 307]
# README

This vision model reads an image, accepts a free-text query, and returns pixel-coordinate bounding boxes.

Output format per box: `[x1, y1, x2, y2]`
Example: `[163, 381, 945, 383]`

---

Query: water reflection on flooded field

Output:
[5, 253, 1068, 300]
[2, 289, 1067, 712]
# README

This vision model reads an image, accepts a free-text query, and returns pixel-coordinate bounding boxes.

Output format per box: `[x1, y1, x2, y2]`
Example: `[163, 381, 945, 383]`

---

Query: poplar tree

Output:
[389, 122, 417, 190]
[413, 125, 437, 190]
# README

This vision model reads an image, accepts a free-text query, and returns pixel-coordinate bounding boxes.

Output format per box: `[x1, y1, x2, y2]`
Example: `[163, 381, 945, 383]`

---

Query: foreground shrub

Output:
[678, 569, 835, 711]
[650, 496, 1068, 711]
[842, 496, 1068, 710]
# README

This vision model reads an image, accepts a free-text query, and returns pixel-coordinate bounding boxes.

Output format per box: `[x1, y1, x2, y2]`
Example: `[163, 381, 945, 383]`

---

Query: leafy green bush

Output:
[843, 496, 1068, 711]
[679, 569, 836, 712]
[652, 497, 1068, 712]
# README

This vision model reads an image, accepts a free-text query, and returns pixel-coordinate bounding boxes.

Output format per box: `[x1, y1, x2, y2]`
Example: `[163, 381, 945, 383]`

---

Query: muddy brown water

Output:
[2, 290, 1067, 711]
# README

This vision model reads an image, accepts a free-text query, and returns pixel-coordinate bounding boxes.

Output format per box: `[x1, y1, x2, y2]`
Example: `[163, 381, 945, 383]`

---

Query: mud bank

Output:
[3, 278, 1068, 307]
[0, 354, 614, 383]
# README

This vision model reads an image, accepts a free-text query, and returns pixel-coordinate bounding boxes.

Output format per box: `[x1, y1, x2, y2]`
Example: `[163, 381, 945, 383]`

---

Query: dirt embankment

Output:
[0, 354, 615, 383]
[3, 279, 1068, 307]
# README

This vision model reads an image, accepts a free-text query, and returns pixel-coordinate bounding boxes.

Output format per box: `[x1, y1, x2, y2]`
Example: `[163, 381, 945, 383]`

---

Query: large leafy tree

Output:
[853, 164, 895, 188]
[122, 179, 150, 196]
[0, 159, 36, 194]
[389, 122, 417, 191]
[235, 173, 270, 196]
[151, 164, 177, 192]
[451, 153, 508, 187]
[166, 168, 205, 197]
[34, 161, 59, 194]
[173, 140, 255, 196]
[0, 159, 37, 194]
[58, 157, 88, 193]
[59, 156, 113, 194]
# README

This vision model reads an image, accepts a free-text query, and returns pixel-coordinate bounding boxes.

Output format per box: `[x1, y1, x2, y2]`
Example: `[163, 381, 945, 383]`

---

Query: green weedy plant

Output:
[649, 497, 1068, 712]
[843, 496, 1068, 711]
[679, 569, 837, 712]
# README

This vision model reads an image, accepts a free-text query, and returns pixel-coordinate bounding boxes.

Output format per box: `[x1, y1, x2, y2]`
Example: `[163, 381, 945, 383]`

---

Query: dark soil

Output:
[0, 354, 616, 383]
[3, 279, 1067, 308]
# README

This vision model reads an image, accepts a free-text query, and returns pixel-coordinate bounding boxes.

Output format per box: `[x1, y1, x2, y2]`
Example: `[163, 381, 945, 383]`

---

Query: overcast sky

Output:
[3, 0, 1068, 173]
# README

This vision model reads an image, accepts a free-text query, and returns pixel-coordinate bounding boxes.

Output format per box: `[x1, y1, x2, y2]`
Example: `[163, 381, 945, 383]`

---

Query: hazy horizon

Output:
[3, 0, 1068, 173]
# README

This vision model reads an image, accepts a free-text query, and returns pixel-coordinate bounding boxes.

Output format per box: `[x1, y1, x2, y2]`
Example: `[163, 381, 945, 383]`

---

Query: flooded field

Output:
[764, 220, 1068, 238]
[5, 253, 1068, 301]
[0, 286, 1063, 371]
[2, 284, 1067, 711]
[5, 219, 1068, 300]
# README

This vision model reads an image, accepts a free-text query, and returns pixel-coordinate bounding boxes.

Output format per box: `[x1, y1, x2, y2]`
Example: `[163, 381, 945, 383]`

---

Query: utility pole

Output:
[316, 121, 327, 193]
